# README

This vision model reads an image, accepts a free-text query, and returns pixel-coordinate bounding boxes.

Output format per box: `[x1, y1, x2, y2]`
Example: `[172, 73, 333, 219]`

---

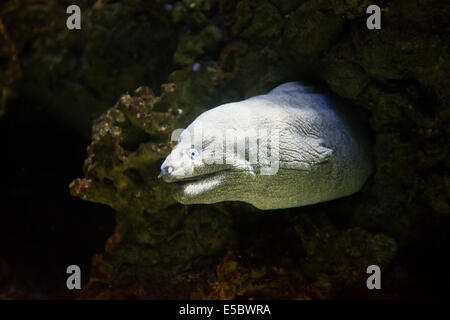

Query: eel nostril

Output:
[163, 166, 174, 175]
[158, 165, 174, 179]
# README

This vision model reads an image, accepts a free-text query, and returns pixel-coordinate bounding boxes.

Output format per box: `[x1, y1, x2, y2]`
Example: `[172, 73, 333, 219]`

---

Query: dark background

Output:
[0, 104, 115, 299]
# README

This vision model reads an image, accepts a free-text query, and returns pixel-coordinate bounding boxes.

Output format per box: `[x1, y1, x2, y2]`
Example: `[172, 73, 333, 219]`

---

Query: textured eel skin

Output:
[159, 82, 373, 210]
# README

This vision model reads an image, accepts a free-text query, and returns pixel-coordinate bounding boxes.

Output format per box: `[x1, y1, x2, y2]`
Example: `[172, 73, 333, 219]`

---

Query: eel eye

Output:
[187, 147, 201, 160]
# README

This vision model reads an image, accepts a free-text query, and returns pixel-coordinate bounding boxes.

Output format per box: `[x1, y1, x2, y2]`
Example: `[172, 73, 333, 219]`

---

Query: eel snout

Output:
[158, 165, 174, 179]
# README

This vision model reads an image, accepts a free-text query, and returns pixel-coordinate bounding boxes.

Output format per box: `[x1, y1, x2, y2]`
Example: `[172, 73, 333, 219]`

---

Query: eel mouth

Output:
[169, 169, 230, 186]
[169, 169, 232, 201]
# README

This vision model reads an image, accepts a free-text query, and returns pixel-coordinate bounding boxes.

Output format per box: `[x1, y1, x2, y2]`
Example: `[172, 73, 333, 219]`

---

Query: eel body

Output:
[159, 82, 372, 210]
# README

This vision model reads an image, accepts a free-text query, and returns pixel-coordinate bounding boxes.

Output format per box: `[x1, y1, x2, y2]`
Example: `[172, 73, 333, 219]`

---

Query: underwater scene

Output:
[0, 0, 449, 300]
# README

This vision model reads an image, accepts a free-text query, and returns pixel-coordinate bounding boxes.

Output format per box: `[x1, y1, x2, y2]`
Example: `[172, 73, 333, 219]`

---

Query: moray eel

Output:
[159, 82, 372, 210]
